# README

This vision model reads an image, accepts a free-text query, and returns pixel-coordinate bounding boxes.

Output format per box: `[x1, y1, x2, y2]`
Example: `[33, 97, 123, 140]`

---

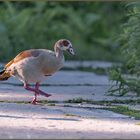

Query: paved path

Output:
[0, 70, 139, 102]
[0, 69, 140, 139]
[0, 102, 140, 139]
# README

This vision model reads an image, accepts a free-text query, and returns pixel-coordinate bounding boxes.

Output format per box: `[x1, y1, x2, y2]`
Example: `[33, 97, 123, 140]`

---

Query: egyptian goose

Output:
[0, 39, 75, 104]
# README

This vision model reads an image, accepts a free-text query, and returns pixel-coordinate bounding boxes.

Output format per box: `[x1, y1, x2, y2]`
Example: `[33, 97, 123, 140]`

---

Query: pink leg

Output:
[31, 93, 37, 105]
[24, 83, 39, 104]
[24, 83, 40, 94]
[24, 83, 51, 104]
[35, 82, 51, 97]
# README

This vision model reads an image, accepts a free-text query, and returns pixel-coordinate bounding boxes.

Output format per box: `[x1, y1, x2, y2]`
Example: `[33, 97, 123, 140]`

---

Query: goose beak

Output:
[66, 47, 75, 56]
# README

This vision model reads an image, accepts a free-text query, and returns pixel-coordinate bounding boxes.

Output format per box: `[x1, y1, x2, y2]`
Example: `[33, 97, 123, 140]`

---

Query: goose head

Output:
[56, 39, 75, 56]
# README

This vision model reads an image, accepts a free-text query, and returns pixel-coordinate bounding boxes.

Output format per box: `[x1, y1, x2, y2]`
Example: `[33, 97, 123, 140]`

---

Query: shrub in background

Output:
[0, 1, 124, 62]
[109, 2, 140, 96]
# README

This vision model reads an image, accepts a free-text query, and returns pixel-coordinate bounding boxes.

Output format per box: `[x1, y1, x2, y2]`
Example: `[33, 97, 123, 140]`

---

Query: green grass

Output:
[38, 100, 58, 104]
[64, 97, 140, 105]
[106, 106, 140, 120]
[64, 98, 140, 119]
[65, 113, 79, 117]
[0, 100, 29, 104]
[1, 97, 140, 106]
[0, 100, 58, 104]
[65, 98, 86, 104]
[47, 103, 56, 106]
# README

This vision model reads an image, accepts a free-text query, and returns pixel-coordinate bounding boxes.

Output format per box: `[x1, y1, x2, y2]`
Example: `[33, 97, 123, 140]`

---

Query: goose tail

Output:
[0, 69, 11, 81]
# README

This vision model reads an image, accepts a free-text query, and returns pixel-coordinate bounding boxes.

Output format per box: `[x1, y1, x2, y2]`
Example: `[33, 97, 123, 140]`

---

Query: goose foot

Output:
[38, 89, 51, 97]
[31, 92, 38, 105]
[31, 98, 37, 105]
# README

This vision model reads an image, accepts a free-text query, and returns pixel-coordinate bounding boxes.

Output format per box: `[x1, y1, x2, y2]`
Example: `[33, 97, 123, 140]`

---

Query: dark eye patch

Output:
[62, 40, 69, 46]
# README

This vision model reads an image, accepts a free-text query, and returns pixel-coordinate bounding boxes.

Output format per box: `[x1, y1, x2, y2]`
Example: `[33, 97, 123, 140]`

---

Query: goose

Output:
[0, 39, 75, 104]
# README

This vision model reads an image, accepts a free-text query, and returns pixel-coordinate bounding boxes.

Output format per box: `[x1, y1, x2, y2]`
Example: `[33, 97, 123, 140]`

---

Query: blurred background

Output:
[0, 1, 125, 62]
[1, 1, 139, 96]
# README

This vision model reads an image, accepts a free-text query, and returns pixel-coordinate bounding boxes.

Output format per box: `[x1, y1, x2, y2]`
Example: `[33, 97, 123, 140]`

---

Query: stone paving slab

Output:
[0, 84, 139, 102]
[0, 102, 139, 139]
[0, 70, 139, 102]
[0, 69, 140, 139]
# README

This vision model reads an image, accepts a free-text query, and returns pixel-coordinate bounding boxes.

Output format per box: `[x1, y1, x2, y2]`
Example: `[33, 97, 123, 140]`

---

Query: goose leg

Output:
[31, 92, 38, 105]
[24, 83, 39, 104]
[24, 83, 51, 104]
[24, 83, 39, 93]
[35, 82, 51, 97]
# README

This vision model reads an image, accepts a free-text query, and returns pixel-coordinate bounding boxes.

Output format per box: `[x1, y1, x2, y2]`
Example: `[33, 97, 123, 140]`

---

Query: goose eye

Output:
[70, 48, 73, 52]
[62, 40, 69, 46]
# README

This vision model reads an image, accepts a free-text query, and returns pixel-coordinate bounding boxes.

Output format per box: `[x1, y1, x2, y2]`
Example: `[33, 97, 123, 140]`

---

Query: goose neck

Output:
[54, 45, 64, 59]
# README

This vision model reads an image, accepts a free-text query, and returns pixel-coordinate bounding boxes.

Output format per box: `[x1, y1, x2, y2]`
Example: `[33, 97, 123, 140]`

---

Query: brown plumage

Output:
[0, 50, 40, 81]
